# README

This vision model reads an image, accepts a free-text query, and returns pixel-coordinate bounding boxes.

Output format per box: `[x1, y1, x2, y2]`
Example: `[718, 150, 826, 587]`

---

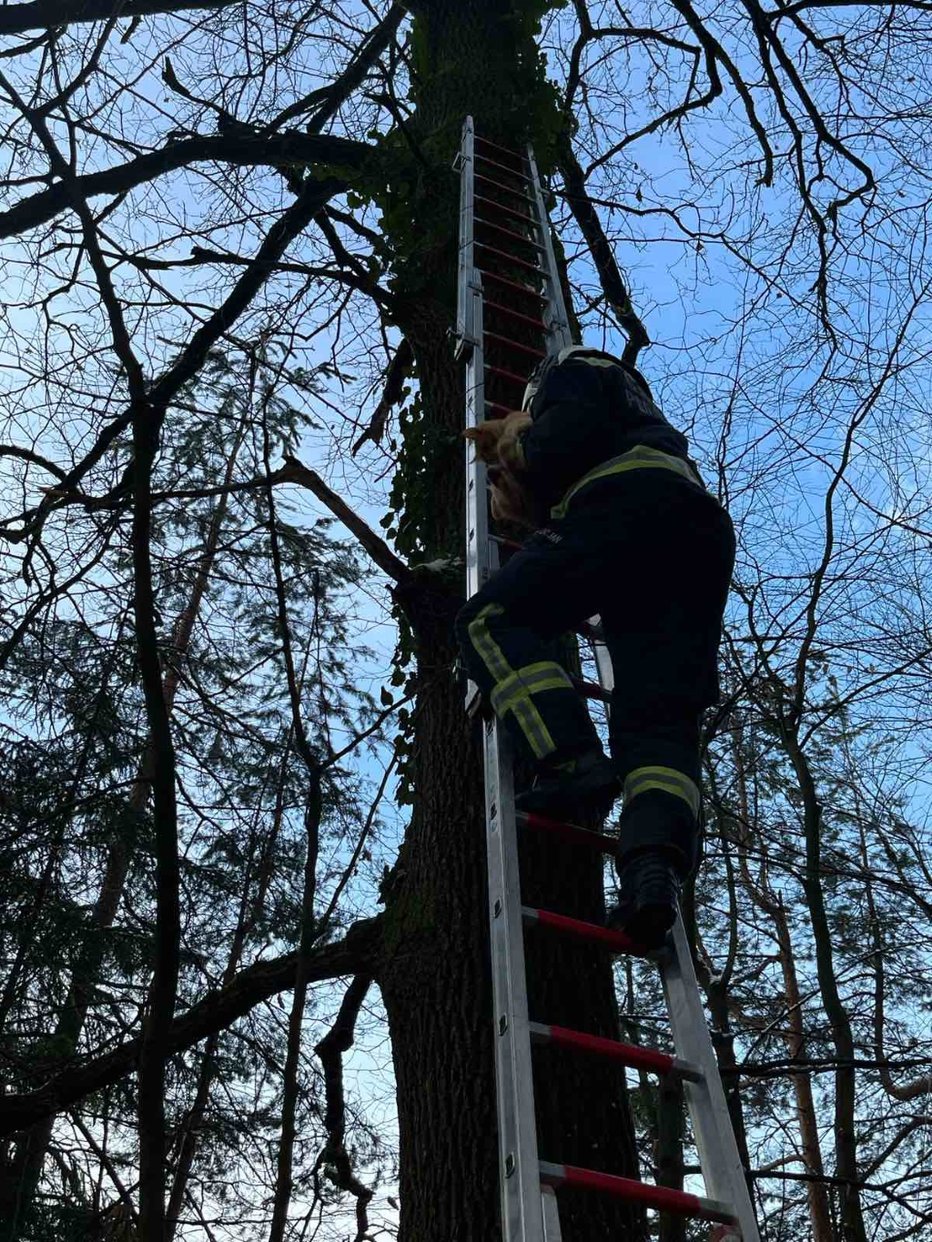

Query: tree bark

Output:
[781, 728, 867, 1242]
[374, 5, 645, 1237]
[731, 727, 833, 1242]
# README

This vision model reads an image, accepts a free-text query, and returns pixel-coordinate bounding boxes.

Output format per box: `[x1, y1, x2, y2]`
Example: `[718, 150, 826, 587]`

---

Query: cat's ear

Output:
[462, 422, 501, 462]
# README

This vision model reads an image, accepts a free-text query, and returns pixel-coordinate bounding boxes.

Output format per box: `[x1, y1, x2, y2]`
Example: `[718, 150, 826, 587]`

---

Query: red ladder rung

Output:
[528, 1022, 703, 1081]
[475, 241, 541, 275]
[485, 362, 531, 387]
[484, 331, 546, 360]
[516, 810, 614, 853]
[484, 400, 521, 418]
[474, 133, 525, 162]
[480, 268, 546, 300]
[475, 216, 544, 250]
[488, 532, 524, 550]
[522, 906, 647, 955]
[571, 676, 611, 703]
[538, 1162, 737, 1226]
[475, 193, 537, 226]
[474, 150, 531, 182]
[475, 171, 535, 203]
[483, 299, 548, 332]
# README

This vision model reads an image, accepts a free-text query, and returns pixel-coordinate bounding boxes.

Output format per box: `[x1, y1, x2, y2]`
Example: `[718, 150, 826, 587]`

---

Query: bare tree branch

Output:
[0, 0, 240, 35]
[313, 975, 374, 1241]
[557, 142, 649, 363]
[352, 336, 413, 455]
[0, 133, 368, 240]
[270, 3, 405, 134]
[278, 453, 412, 585]
[0, 919, 382, 1136]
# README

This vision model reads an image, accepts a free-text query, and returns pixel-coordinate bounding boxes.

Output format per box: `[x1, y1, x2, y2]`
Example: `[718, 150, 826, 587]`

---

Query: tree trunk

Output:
[769, 896, 834, 1241]
[375, 6, 645, 1234]
[1, 422, 248, 1238]
[732, 728, 833, 1241]
[782, 729, 866, 1242]
[166, 742, 287, 1238]
[655, 1074, 686, 1242]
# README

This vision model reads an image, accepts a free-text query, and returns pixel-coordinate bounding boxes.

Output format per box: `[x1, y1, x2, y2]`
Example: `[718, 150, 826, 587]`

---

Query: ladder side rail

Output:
[460, 120, 546, 1242]
[588, 617, 759, 1239]
[525, 143, 573, 351]
[461, 117, 491, 714]
[540, 1186, 562, 1241]
[485, 724, 547, 1242]
[464, 277, 491, 601]
[457, 117, 482, 355]
[525, 142, 608, 715]
[591, 631, 614, 697]
[662, 918, 760, 1241]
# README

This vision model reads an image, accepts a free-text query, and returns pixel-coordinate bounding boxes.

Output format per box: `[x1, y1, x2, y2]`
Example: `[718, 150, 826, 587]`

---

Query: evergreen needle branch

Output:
[262, 379, 324, 1242]
[0, 919, 382, 1135]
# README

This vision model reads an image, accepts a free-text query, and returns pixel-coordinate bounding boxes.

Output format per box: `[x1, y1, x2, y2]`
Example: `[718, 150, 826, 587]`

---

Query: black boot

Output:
[514, 749, 620, 823]
[608, 848, 687, 949]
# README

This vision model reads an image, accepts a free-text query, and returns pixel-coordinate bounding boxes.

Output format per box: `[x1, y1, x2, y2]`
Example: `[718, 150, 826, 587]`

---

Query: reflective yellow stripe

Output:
[466, 610, 559, 759]
[508, 698, 555, 759]
[551, 444, 704, 519]
[490, 661, 574, 715]
[624, 765, 700, 819]
[467, 603, 510, 681]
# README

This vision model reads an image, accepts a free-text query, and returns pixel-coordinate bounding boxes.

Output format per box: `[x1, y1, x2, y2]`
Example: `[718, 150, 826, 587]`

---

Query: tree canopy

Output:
[1, 2, 932, 1240]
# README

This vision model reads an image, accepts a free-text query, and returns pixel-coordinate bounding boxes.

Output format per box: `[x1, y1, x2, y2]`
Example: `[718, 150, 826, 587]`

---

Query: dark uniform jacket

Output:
[518, 347, 698, 515]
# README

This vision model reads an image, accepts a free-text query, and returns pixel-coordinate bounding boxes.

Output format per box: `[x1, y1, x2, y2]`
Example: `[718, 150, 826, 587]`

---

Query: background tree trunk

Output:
[0, 421, 247, 1237]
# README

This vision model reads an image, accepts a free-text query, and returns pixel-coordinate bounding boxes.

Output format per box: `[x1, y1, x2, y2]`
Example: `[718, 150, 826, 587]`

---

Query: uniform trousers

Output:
[455, 471, 735, 868]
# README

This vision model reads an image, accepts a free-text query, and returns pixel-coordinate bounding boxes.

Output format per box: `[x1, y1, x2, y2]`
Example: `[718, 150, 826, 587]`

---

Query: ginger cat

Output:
[464, 410, 541, 529]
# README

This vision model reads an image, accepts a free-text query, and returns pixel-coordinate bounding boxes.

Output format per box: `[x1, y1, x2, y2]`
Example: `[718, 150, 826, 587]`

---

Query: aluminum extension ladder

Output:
[455, 116, 760, 1242]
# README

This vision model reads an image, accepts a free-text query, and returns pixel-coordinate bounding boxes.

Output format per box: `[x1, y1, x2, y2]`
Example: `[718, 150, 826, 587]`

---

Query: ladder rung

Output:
[538, 1162, 737, 1225]
[484, 331, 546, 360]
[488, 531, 524, 550]
[485, 362, 531, 387]
[475, 193, 538, 227]
[483, 400, 520, 418]
[474, 133, 525, 162]
[475, 150, 531, 182]
[476, 242, 541, 276]
[516, 810, 614, 853]
[528, 1023, 703, 1081]
[475, 171, 535, 203]
[476, 216, 545, 251]
[480, 268, 546, 300]
[522, 906, 646, 955]
[484, 299, 548, 332]
[571, 676, 611, 703]
[578, 618, 606, 643]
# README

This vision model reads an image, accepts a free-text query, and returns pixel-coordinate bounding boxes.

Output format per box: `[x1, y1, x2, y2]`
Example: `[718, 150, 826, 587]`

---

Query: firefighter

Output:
[454, 345, 735, 947]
